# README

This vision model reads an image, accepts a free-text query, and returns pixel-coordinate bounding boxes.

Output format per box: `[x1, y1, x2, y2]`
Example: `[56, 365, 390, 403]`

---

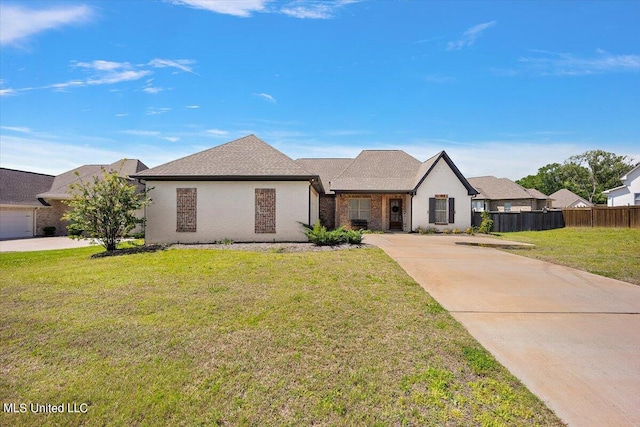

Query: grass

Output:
[0, 246, 562, 426]
[495, 227, 640, 285]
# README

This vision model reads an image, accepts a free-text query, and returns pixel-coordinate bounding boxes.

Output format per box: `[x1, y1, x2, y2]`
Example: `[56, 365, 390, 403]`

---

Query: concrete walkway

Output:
[0, 236, 94, 252]
[365, 233, 640, 427]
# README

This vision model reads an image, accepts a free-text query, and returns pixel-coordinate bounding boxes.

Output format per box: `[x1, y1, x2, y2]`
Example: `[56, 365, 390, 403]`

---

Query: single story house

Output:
[549, 189, 593, 208]
[0, 168, 54, 239]
[37, 159, 148, 236]
[468, 176, 551, 212]
[134, 135, 478, 243]
[602, 164, 640, 206]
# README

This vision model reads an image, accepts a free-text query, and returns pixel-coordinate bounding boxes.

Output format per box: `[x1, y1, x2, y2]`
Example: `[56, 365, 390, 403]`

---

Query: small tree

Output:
[63, 167, 150, 251]
[478, 211, 494, 234]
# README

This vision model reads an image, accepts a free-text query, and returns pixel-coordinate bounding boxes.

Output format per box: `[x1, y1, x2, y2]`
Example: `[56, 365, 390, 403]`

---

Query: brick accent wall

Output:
[255, 188, 276, 233]
[176, 188, 197, 232]
[319, 195, 336, 229]
[36, 200, 70, 236]
[336, 193, 383, 230]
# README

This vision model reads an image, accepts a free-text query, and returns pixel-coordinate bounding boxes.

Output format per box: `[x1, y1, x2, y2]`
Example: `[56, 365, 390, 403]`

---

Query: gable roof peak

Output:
[133, 134, 317, 180]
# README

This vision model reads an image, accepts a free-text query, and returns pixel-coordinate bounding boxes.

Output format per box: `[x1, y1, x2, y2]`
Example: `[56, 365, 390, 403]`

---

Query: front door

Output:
[389, 199, 403, 230]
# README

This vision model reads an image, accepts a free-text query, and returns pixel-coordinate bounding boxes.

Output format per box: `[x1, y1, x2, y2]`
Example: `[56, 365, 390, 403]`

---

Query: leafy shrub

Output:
[220, 238, 234, 245]
[43, 226, 56, 236]
[443, 228, 452, 234]
[465, 227, 475, 235]
[68, 227, 83, 237]
[132, 231, 145, 239]
[478, 211, 494, 234]
[415, 226, 437, 234]
[301, 221, 364, 246]
[345, 229, 364, 244]
[452, 228, 461, 234]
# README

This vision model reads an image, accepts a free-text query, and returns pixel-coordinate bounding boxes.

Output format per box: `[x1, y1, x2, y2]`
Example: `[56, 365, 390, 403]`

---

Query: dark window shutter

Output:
[428, 198, 436, 223]
[448, 198, 455, 223]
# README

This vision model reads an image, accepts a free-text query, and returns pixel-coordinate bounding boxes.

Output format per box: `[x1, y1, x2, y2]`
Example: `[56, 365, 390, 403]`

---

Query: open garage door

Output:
[0, 210, 34, 239]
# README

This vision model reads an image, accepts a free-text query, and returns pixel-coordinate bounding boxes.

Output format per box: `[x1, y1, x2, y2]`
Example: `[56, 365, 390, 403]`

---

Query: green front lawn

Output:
[496, 227, 640, 285]
[0, 247, 562, 426]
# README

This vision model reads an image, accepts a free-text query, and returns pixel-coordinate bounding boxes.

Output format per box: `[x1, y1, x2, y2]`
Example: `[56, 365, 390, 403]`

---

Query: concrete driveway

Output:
[365, 233, 640, 427]
[0, 236, 94, 252]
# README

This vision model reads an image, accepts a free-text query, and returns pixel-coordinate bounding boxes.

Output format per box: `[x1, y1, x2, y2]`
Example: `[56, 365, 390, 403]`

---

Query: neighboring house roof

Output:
[38, 159, 148, 200]
[0, 168, 55, 207]
[602, 163, 640, 194]
[134, 135, 319, 185]
[330, 150, 422, 192]
[295, 158, 354, 195]
[468, 176, 549, 201]
[549, 189, 593, 208]
[525, 188, 549, 199]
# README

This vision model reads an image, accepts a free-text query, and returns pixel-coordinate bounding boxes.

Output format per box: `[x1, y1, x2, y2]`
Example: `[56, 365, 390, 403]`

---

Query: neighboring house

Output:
[549, 189, 593, 208]
[134, 135, 323, 243]
[37, 159, 149, 236]
[602, 164, 640, 206]
[0, 168, 54, 239]
[135, 135, 478, 244]
[468, 176, 551, 212]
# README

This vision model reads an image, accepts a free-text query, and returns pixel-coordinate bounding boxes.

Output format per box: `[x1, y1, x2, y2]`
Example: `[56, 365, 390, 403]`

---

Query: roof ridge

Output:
[0, 167, 55, 177]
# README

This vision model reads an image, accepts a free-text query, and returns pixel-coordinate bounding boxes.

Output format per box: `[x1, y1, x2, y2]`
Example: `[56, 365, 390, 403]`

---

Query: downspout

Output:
[308, 183, 311, 226]
[410, 192, 415, 232]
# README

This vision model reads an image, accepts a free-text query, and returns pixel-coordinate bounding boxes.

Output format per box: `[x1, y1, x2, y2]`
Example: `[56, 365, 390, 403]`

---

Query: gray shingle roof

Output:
[549, 189, 593, 208]
[38, 159, 148, 199]
[0, 168, 54, 206]
[468, 176, 548, 201]
[295, 158, 354, 194]
[134, 135, 314, 180]
[331, 150, 422, 191]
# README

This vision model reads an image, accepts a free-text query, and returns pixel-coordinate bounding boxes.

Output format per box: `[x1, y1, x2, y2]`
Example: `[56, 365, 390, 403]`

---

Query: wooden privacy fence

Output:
[562, 206, 640, 228]
[472, 210, 565, 232]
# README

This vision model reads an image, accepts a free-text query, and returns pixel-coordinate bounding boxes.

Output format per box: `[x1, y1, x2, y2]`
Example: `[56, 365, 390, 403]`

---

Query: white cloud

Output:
[122, 130, 161, 137]
[143, 86, 164, 94]
[146, 107, 172, 116]
[0, 4, 93, 46]
[148, 58, 196, 74]
[517, 50, 640, 76]
[160, 136, 180, 143]
[0, 88, 17, 96]
[281, 2, 334, 19]
[170, 0, 270, 17]
[115, 113, 129, 117]
[447, 21, 496, 51]
[3, 58, 195, 95]
[186, 105, 200, 109]
[74, 60, 126, 71]
[171, 0, 359, 19]
[0, 126, 32, 133]
[255, 92, 277, 103]
[206, 129, 230, 136]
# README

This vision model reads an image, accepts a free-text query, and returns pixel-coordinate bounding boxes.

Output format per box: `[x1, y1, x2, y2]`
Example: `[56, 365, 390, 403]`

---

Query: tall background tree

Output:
[516, 150, 636, 204]
[63, 167, 151, 251]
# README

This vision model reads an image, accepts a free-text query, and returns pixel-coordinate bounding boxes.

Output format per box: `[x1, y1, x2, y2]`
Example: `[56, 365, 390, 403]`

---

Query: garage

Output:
[0, 210, 34, 239]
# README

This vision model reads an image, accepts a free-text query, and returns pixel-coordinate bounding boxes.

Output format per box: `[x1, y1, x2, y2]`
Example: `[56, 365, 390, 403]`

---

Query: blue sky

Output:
[1, 0, 639, 180]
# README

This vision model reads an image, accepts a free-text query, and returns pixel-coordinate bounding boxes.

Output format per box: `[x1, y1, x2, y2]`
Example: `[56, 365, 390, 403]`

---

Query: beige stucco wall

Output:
[412, 158, 473, 231]
[145, 180, 313, 243]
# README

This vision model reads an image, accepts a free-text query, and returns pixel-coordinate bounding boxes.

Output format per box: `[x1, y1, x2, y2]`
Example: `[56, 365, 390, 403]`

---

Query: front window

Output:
[504, 202, 512, 212]
[348, 198, 371, 221]
[435, 195, 448, 224]
[635, 193, 640, 206]
[472, 200, 484, 212]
